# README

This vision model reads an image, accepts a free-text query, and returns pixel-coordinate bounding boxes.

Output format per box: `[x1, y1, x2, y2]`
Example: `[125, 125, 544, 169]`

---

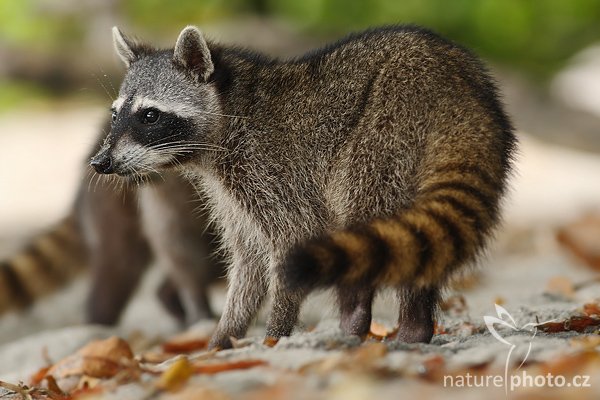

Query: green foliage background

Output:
[268, 0, 600, 80]
[1, 0, 599, 84]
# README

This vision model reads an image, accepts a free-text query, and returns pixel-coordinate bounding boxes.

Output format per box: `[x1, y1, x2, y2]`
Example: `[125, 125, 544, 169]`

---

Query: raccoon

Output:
[93, 25, 516, 349]
[0, 215, 84, 314]
[1, 123, 224, 324]
[79, 163, 224, 325]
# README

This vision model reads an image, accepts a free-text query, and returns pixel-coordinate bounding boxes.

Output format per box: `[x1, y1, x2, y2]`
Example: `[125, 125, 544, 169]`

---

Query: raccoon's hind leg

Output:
[337, 285, 375, 337]
[395, 286, 438, 343]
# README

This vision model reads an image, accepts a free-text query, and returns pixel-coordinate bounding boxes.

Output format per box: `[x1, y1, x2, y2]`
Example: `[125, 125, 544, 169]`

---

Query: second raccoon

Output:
[1, 123, 224, 324]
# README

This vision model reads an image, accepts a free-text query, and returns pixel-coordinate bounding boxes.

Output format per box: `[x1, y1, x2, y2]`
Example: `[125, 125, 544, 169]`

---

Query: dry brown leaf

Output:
[67, 384, 104, 399]
[583, 302, 600, 317]
[30, 365, 52, 385]
[433, 322, 447, 335]
[369, 322, 390, 338]
[45, 375, 66, 398]
[556, 214, 600, 271]
[0, 381, 31, 398]
[76, 375, 102, 391]
[418, 354, 446, 381]
[194, 359, 267, 374]
[0, 380, 65, 400]
[162, 330, 209, 354]
[367, 325, 399, 341]
[162, 339, 209, 354]
[263, 336, 279, 347]
[537, 316, 600, 333]
[156, 357, 194, 392]
[47, 336, 137, 380]
[545, 276, 575, 298]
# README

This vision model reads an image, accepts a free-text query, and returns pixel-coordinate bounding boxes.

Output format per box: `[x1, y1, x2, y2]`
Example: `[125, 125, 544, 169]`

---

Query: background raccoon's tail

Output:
[282, 158, 513, 291]
[0, 215, 86, 314]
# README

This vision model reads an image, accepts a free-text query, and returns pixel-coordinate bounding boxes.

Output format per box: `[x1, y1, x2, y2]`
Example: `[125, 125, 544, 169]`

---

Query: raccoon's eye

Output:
[111, 109, 117, 123]
[142, 108, 160, 124]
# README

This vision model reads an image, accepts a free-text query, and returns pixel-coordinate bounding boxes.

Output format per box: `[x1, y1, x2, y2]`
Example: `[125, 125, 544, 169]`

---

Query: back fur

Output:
[279, 28, 516, 287]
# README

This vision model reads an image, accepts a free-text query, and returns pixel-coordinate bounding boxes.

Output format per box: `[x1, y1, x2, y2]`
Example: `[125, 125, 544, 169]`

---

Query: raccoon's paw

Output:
[207, 334, 233, 351]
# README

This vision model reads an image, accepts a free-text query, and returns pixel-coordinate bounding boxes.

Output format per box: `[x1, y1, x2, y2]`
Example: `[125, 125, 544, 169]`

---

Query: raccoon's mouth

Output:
[114, 161, 174, 181]
[116, 169, 164, 184]
[116, 170, 138, 178]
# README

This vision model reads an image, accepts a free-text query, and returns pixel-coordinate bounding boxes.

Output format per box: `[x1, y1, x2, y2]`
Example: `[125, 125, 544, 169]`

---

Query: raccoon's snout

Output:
[90, 154, 114, 174]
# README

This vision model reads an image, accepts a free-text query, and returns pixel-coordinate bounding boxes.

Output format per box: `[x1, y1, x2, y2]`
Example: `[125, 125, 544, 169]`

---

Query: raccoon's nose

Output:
[90, 155, 114, 174]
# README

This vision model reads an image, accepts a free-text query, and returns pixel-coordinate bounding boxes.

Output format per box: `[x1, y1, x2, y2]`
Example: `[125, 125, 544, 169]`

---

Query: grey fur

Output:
[95, 25, 516, 349]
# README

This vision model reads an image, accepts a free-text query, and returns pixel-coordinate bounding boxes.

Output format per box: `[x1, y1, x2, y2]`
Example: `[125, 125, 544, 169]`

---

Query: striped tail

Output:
[281, 162, 510, 291]
[0, 216, 86, 314]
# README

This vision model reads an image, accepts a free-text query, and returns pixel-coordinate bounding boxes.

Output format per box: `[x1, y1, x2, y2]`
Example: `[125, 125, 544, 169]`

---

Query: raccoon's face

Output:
[91, 26, 221, 177]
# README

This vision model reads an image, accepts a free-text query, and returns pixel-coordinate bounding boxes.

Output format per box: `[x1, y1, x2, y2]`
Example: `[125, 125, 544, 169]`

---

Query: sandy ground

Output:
[0, 104, 600, 398]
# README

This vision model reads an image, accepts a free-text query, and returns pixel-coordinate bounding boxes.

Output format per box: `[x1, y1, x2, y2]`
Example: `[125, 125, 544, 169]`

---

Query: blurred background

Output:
[0, 0, 600, 351]
[2, 0, 600, 123]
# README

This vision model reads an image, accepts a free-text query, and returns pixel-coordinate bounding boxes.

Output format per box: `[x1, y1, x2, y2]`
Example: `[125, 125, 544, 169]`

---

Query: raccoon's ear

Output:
[112, 27, 139, 67]
[173, 26, 214, 82]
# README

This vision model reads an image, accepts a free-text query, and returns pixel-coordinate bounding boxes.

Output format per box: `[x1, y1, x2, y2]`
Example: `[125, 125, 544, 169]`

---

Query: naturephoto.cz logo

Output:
[443, 304, 592, 394]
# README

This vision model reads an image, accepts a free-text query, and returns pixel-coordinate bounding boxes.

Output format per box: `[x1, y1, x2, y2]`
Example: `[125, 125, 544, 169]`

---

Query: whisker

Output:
[148, 139, 227, 152]
[152, 143, 227, 152]
[111, 174, 121, 194]
[100, 67, 118, 98]
[86, 170, 95, 193]
[92, 173, 101, 193]
[91, 72, 115, 102]
[145, 132, 185, 148]
[200, 110, 249, 119]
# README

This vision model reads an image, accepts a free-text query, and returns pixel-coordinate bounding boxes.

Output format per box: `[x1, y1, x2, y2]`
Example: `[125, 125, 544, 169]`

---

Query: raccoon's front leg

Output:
[156, 277, 186, 322]
[264, 276, 306, 341]
[396, 286, 438, 343]
[81, 176, 151, 325]
[139, 179, 222, 324]
[208, 252, 268, 350]
[338, 286, 375, 337]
